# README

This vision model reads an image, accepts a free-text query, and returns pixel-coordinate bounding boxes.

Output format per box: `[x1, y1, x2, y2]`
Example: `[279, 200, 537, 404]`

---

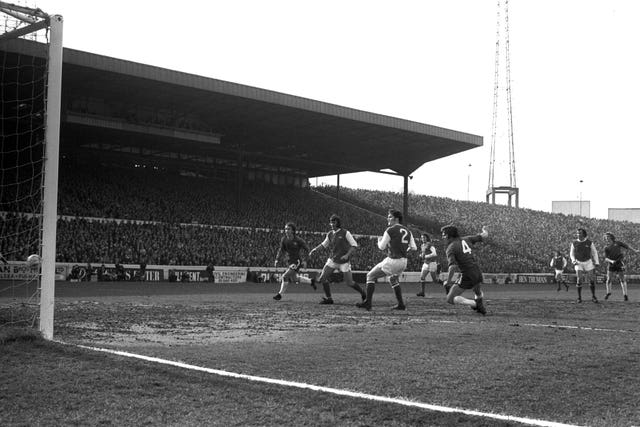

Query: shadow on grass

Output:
[0, 326, 43, 345]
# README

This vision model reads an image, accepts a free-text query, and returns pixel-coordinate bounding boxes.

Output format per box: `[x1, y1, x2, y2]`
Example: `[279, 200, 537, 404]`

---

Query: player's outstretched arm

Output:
[590, 243, 600, 266]
[480, 226, 489, 239]
[309, 236, 329, 257]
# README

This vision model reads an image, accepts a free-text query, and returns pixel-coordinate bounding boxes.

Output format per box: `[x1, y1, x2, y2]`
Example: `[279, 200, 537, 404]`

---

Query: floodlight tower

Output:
[487, 0, 519, 207]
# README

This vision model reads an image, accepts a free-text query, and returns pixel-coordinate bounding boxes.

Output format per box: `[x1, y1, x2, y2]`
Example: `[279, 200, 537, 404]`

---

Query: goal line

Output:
[74, 343, 582, 427]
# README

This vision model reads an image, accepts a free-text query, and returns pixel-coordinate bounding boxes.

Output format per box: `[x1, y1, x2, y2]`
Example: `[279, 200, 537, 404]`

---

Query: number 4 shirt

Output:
[445, 234, 484, 278]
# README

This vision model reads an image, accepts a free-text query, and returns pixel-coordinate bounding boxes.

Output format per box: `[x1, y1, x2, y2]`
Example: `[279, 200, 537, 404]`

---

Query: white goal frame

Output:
[0, 2, 63, 340]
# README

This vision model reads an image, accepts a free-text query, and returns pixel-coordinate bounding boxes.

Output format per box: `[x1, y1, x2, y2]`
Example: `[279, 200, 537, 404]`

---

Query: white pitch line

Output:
[428, 319, 635, 334]
[520, 323, 634, 333]
[75, 344, 583, 427]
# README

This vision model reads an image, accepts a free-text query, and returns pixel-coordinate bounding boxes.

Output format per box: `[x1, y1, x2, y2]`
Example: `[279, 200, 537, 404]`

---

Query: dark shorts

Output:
[608, 261, 625, 273]
[457, 271, 483, 290]
[286, 260, 302, 272]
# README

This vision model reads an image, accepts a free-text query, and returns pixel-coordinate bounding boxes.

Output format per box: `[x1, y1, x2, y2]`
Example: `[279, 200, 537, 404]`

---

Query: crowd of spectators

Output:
[0, 213, 41, 262]
[53, 219, 385, 271]
[56, 160, 386, 234]
[316, 186, 640, 274]
[3, 160, 640, 275]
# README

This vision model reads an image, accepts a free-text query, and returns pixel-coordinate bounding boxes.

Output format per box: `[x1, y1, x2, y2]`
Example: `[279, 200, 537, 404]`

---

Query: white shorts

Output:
[574, 260, 595, 272]
[375, 257, 407, 276]
[421, 262, 437, 274]
[325, 259, 352, 273]
[554, 269, 564, 275]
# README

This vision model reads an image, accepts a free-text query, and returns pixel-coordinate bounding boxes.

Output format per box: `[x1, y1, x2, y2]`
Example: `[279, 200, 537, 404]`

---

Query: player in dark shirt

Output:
[356, 209, 417, 311]
[603, 232, 639, 301]
[441, 224, 489, 315]
[273, 222, 316, 301]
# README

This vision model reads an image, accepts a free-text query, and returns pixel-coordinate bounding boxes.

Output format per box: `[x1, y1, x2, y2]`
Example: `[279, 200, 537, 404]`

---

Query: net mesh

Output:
[1, 2, 50, 330]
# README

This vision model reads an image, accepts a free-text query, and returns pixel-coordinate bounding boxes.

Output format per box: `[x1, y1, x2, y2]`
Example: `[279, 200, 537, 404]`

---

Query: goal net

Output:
[0, 1, 62, 339]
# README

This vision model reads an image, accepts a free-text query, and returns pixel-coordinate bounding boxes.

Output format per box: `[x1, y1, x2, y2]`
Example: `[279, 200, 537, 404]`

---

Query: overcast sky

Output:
[25, 0, 640, 219]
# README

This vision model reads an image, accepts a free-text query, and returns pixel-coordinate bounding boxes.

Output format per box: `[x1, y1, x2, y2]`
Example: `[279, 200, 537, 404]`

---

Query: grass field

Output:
[2, 280, 640, 426]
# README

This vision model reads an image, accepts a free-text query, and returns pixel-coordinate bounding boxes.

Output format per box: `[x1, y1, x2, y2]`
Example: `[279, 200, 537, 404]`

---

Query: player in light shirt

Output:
[308, 214, 366, 305]
[416, 233, 441, 297]
[569, 228, 600, 303]
[357, 209, 417, 311]
[550, 250, 569, 292]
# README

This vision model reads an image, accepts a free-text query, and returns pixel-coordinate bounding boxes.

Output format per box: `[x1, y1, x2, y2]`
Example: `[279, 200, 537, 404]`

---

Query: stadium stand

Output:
[3, 158, 639, 274]
[56, 159, 386, 234]
[53, 219, 384, 271]
[315, 186, 640, 274]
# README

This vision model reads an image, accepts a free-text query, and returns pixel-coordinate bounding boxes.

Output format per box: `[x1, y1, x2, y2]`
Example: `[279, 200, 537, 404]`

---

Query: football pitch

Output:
[2, 281, 639, 426]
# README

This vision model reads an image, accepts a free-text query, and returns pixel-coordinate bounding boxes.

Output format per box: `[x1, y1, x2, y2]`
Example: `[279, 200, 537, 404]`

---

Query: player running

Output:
[308, 214, 366, 305]
[273, 222, 316, 301]
[416, 233, 442, 296]
[550, 250, 569, 291]
[441, 224, 489, 315]
[357, 209, 417, 311]
[602, 232, 639, 301]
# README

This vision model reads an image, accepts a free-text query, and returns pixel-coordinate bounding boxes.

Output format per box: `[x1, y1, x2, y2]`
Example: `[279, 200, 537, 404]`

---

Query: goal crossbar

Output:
[0, 19, 48, 40]
[0, 1, 48, 19]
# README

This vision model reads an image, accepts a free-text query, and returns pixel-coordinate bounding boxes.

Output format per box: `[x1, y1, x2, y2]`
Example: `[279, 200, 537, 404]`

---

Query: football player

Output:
[441, 224, 489, 315]
[273, 222, 316, 301]
[416, 233, 441, 297]
[356, 209, 417, 311]
[308, 214, 366, 305]
[550, 250, 569, 292]
[570, 228, 600, 303]
[603, 232, 639, 301]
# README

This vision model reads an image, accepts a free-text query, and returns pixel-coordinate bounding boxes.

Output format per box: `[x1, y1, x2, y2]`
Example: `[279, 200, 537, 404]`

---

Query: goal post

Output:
[0, 2, 62, 340]
[40, 13, 62, 340]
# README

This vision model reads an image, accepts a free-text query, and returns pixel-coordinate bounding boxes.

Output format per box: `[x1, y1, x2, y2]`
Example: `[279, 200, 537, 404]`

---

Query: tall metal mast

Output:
[487, 0, 519, 207]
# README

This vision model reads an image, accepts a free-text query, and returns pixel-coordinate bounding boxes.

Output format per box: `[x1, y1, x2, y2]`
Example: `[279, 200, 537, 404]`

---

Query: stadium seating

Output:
[315, 186, 640, 274]
[56, 160, 386, 234]
[3, 158, 639, 274]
